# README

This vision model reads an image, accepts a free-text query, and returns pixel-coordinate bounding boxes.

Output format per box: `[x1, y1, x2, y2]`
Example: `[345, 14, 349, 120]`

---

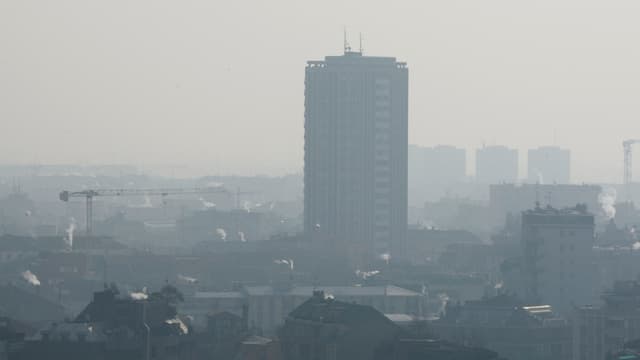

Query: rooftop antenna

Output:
[359, 33, 364, 54]
[343, 27, 351, 53]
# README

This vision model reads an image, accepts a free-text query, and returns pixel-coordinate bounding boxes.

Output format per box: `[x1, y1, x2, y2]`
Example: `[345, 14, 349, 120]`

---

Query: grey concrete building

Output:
[521, 205, 597, 315]
[573, 281, 640, 360]
[304, 49, 408, 267]
[527, 146, 571, 184]
[476, 146, 518, 184]
[489, 183, 602, 227]
[432, 295, 572, 360]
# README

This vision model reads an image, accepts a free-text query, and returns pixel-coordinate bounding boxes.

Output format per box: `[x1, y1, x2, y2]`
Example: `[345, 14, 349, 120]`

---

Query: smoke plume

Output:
[216, 228, 227, 241]
[274, 259, 294, 270]
[355, 269, 380, 280]
[65, 218, 76, 250]
[599, 188, 617, 219]
[22, 270, 40, 286]
[178, 274, 198, 284]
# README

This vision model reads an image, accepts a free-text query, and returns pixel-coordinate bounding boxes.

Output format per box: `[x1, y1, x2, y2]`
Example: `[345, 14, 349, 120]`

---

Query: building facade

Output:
[521, 205, 597, 315]
[527, 146, 571, 184]
[431, 295, 572, 360]
[573, 281, 640, 360]
[476, 146, 518, 184]
[489, 183, 602, 227]
[180, 284, 426, 335]
[304, 50, 408, 267]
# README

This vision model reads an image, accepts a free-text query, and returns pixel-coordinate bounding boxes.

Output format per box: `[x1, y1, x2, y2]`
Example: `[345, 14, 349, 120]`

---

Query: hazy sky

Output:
[2, 0, 640, 182]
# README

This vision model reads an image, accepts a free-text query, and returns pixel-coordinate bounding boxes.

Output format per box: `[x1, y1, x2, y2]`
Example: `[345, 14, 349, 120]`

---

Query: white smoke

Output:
[130, 287, 148, 300]
[599, 188, 617, 219]
[216, 228, 227, 241]
[633, 242, 640, 251]
[178, 274, 198, 284]
[379, 253, 391, 265]
[274, 258, 294, 270]
[199, 197, 216, 209]
[65, 218, 76, 250]
[437, 293, 450, 315]
[22, 270, 40, 286]
[238, 231, 246, 242]
[242, 201, 251, 213]
[355, 269, 380, 280]
[494, 281, 504, 289]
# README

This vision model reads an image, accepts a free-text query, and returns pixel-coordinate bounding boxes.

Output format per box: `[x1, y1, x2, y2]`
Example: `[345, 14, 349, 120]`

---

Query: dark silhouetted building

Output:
[304, 48, 408, 267]
[476, 146, 518, 184]
[527, 146, 571, 184]
[18, 286, 192, 360]
[280, 291, 499, 360]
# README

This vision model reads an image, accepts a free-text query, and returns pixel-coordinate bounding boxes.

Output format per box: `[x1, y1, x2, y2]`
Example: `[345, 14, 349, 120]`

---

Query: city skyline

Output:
[3, 1, 640, 182]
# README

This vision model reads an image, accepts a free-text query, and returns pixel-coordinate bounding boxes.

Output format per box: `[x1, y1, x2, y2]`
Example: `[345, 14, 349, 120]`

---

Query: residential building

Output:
[304, 48, 408, 267]
[476, 146, 518, 184]
[527, 146, 571, 184]
[180, 284, 426, 335]
[279, 291, 499, 360]
[489, 183, 601, 228]
[573, 281, 640, 360]
[431, 294, 572, 360]
[521, 205, 597, 314]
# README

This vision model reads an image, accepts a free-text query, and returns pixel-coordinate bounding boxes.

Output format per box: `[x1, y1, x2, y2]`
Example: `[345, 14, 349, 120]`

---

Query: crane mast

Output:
[59, 187, 227, 236]
[623, 139, 640, 202]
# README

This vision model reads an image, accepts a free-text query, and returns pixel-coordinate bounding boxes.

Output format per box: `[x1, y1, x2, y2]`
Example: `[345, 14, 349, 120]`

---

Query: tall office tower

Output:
[475, 145, 518, 184]
[521, 205, 596, 315]
[304, 48, 408, 268]
[527, 146, 571, 184]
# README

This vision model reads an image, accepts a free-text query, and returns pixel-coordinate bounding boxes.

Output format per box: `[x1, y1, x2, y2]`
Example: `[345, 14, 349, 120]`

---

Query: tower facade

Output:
[304, 50, 408, 267]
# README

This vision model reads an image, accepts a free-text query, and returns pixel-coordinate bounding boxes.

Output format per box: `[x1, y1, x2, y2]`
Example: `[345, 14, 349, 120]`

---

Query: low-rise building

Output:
[431, 294, 572, 360]
[573, 281, 640, 360]
[180, 284, 427, 335]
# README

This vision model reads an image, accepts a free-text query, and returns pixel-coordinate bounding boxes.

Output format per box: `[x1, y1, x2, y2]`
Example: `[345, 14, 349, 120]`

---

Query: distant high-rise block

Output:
[304, 50, 408, 267]
[409, 145, 466, 185]
[476, 146, 518, 184]
[527, 146, 571, 184]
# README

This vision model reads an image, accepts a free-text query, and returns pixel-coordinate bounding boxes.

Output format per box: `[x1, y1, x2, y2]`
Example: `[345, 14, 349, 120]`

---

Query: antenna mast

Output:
[359, 33, 363, 54]
[343, 27, 351, 53]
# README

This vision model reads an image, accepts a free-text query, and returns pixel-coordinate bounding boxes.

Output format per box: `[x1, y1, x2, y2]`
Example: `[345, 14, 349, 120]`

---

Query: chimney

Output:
[242, 303, 249, 332]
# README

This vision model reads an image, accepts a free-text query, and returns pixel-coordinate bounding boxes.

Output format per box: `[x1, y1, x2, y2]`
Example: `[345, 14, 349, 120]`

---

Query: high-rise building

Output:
[521, 205, 596, 315]
[409, 145, 466, 185]
[527, 146, 571, 184]
[475, 146, 518, 184]
[304, 49, 408, 267]
[408, 144, 467, 205]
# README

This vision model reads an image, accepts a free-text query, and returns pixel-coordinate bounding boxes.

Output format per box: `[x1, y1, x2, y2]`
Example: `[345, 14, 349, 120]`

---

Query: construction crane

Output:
[59, 187, 228, 236]
[624, 139, 640, 202]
